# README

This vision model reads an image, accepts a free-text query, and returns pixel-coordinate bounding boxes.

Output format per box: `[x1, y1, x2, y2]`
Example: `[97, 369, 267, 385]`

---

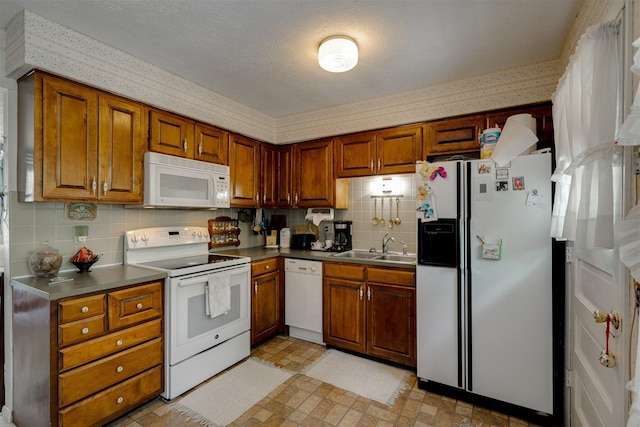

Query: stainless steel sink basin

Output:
[376, 254, 417, 263]
[332, 250, 380, 259]
[333, 250, 416, 264]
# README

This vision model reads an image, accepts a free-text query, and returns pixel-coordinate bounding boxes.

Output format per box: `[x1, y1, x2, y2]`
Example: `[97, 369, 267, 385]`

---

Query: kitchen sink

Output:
[375, 254, 417, 263]
[333, 250, 416, 264]
[332, 250, 381, 259]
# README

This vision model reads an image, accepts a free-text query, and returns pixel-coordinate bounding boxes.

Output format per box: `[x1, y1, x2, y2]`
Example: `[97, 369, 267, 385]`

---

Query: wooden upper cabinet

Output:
[334, 132, 377, 177]
[276, 145, 294, 208]
[294, 138, 334, 208]
[148, 109, 228, 165]
[485, 103, 553, 151]
[260, 143, 277, 208]
[194, 122, 229, 164]
[335, 124, 423, 178]
[229, 133, 261, 207]
[41, 74, 99, 200]
[38, 72, 143, 203]
[148, 110, 195, 158]
[424, 115, 485, 156]
[98, 93, 143, 203]
[376, 125, 423, 174]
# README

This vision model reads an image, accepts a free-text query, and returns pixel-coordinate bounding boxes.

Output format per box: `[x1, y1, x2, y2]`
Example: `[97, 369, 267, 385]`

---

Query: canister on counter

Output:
[480, 127, 501, 159]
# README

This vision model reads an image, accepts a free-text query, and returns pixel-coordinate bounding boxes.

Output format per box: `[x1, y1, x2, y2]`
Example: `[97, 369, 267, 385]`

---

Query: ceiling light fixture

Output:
[318, 36, 358, 73]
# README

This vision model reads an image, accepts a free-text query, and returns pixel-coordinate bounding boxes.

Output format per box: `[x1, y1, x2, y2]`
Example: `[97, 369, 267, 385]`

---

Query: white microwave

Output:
[136, 152, 230, 209]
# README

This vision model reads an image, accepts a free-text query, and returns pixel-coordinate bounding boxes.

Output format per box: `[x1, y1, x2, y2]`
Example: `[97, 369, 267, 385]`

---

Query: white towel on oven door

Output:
[205, 272, 231, 318]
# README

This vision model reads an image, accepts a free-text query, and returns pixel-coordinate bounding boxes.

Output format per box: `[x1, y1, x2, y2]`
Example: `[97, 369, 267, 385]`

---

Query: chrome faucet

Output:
[382, 233, 395, 253]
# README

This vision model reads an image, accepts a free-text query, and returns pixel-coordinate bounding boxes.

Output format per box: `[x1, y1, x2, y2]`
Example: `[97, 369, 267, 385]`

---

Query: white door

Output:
[568, 147, 629, 425]
[568, 3, 630, 424]
[570, 242, 627, 427]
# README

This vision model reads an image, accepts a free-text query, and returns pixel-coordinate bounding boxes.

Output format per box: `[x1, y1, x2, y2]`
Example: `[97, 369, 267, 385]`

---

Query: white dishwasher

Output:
[284, 258, 324, 345]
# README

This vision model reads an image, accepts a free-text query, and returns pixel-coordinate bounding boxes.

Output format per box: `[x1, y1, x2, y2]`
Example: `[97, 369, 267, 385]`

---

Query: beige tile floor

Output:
[109, 335, 541, 427]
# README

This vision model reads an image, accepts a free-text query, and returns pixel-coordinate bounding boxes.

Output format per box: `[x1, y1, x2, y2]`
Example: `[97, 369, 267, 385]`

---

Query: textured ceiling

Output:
[0, 0, 582, 118]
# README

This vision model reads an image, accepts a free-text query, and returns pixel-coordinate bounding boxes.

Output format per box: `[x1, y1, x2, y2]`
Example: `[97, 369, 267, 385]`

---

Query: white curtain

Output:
[550, 21, 620, 249]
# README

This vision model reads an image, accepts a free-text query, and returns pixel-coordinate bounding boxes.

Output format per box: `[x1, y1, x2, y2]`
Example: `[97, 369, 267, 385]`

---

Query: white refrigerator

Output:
[416, 152, 553, 415]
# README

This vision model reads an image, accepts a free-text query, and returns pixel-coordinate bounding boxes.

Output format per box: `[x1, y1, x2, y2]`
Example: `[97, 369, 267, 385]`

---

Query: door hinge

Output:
[565, 370, 573, 388]
[565, 246, 573, 263]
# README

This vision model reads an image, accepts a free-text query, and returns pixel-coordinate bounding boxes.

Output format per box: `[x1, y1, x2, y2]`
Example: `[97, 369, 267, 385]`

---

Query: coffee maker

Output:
[331, 220, 353, 252]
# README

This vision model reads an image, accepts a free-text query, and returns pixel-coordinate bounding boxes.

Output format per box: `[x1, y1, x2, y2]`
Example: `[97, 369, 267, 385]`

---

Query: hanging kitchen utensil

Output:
[379, 197, 385, 226]
[252, 208, 263, 233]
[394, 197, 401, 225]
[388, 197, 394, 229]
[372, 197, 380, 225]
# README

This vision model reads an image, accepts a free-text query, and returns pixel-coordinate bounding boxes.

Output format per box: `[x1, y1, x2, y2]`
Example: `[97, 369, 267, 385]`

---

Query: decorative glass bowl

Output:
[29, 241, 63, 277]
[72, 255, 100, 273]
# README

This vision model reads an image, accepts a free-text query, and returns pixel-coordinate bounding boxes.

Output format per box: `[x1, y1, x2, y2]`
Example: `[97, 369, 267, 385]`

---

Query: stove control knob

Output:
[141, 233, 148, 242]
[130, 234, 138, 243]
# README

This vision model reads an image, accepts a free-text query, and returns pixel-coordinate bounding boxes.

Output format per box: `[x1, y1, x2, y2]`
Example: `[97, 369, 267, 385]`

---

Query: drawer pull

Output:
[116, 339, 123, 346]
[81, 327, 89, 335]
[81, 306, 89, 313]
[116, 365, 124, 373]
[136, 303, 143, 310]
[116, 396, 124, 404]
[265, 265, 270, 270]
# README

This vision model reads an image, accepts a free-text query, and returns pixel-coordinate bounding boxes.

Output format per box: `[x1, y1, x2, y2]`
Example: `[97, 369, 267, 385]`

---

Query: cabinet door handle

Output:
[367, 287, 371, 301]
[359, 287, 363, 300]
[256, 193, 259, 202]
[198, 141, 203, 155]
[183, 138, 188, 153]
[370, 159, 374, 171]
[81, 306, 89, 313]
[377, 158, 381, 170]
[287, 193, 290, 203]
[295, 193, 298, 205]
[136, 303, 143, 310]
[116, 365, 124, 373]
[81, 327, 89, 335]
[103, 179, 109, 196]
[254, 282, 258, 294]
[91, 178, 97, 195]
[263, 194, 266, 203]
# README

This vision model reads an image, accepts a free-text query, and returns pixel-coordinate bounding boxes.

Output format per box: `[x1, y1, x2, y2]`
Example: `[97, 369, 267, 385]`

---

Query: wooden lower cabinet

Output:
[12, 280, 164, 427]
[251, 258, 285, 345]
[323, 262, 416, 367]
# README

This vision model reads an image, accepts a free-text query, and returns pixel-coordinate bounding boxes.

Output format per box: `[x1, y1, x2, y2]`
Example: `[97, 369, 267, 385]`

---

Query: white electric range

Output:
[124, 226, 251, 400]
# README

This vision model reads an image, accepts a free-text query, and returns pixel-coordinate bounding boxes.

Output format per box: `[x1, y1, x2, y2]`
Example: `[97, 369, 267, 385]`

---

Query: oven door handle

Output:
[178, 276, 208, 287]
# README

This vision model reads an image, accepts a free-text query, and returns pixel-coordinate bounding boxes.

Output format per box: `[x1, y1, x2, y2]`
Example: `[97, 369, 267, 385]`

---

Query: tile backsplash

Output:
[8, 173, 418, 277]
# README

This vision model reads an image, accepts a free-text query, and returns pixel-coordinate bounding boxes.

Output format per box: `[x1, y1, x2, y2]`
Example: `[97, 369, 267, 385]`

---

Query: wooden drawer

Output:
[59, 318, 162, 372]
[58, 294, 106, 324]
[367, 267, 415, 287]
[252, 257, 279, 276]
[58, 337, 162, 406]
[324, 262, 365, 281]
[58, 365, 162, 427]
[108, 281, 162, 330]
[58, 315, 106, 347]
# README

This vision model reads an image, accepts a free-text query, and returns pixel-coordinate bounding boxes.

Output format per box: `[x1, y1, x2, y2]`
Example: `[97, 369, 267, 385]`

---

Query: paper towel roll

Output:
[305, 213, 332, 225]
[491, 113, 539, 167]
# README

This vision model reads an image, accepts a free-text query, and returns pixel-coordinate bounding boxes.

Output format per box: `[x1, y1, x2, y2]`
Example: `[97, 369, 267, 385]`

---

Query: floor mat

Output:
[303, 349, 410, 406]
[171, 358, 292, 426]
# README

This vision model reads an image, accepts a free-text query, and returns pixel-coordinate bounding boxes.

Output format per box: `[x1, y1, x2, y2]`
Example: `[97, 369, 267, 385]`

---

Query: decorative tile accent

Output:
[5, 10, 559, 146]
